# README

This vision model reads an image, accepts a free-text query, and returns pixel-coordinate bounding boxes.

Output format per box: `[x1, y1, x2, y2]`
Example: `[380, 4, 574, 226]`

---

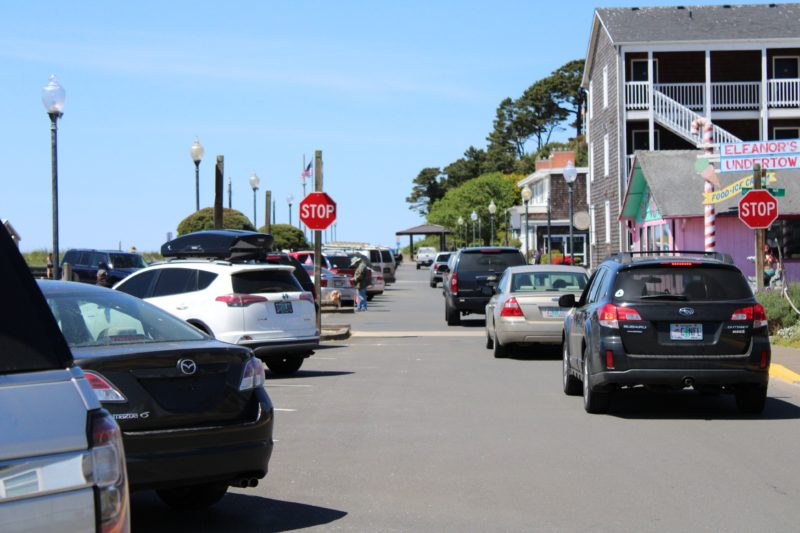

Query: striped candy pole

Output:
[691, 117, 715, 252]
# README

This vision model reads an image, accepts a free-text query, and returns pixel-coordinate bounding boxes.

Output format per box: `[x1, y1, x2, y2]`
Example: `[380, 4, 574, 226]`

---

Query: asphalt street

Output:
[131, 263, 800, 532]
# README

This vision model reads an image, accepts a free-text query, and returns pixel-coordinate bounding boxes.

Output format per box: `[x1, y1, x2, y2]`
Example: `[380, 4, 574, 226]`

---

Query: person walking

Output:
[96, 269, 112, 288]
[351, 256, 369, 311]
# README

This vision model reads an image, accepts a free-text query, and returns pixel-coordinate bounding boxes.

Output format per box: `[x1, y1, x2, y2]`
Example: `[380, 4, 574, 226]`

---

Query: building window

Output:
[768, 219, 800, 259]
[773, 127, 800, 140]
[532, 180, 547, 205]
[604, 201, 611, 244]
[631, 130, 660, 152]
[630, 58, 659, 83]
[603, 65, 609, 108]
[773, 56, 800, 79]
[590, 205, 596, 245]
[603, 135, 609, 177]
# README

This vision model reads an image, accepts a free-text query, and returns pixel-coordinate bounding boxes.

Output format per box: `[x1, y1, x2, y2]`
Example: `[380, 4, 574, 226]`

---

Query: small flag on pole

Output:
[301, 162, 312, 182]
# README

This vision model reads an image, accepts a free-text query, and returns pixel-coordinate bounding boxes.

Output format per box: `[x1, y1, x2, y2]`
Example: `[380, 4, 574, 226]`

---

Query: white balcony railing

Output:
[625, 81, 649, 110]
[712, 82, 760, 110]
[769, 79, 800, 108]
[655, 83, 704, 111]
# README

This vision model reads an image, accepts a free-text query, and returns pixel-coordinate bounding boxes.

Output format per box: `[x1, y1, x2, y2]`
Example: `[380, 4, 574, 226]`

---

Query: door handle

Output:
[176, 305, 188, 310]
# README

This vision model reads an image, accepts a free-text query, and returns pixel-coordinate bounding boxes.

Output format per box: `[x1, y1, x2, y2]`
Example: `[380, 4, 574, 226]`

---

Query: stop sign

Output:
[739, 189, 778, 229]
[299, 192, 337, 230]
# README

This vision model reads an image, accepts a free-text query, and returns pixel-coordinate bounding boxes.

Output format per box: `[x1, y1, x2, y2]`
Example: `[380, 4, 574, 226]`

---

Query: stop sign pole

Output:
[313, 151, 323, 333]
[744, 164, 768, 292]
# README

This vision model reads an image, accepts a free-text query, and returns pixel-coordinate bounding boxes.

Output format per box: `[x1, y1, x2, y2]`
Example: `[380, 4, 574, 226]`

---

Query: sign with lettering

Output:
[720, 139, 800, 172]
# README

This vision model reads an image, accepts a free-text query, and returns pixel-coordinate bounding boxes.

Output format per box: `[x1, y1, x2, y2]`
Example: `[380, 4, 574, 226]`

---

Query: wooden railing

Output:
[769, 79, 800, 107]
[655, 83, 704, 111]
[626, 80, 799, 111]
[651, 90, 741, 146]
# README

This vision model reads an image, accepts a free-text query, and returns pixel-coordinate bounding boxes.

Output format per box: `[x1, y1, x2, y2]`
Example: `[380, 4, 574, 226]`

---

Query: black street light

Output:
[42, 75, 65, 280]
[488, 200, 497, 246]
[190, 137, 204, 211]
[249, 172, 260, 227]
[471, 210, 477, 245]
[287, 194, 294, 226]
[563, 160, 578, 266]
[521, 185, 532, 263]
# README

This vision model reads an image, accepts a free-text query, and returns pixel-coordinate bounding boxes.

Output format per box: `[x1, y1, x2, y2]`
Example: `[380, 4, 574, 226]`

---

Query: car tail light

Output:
[86, 409, 130, 533]
[598, 303, 642, 329]
[450, 271, 458, 296]
[660, 261, 700, 266]
[760, 350, 769, 369]
[731, 304, 768, 328]
[239, 357, 265, 391]
[321, 278, 328, 287]
[299, 292, 314, 303]
[605, 350, 615, 369]
[500, 297, 524, 317]
[85, 371, 127, 403]
[215, 294, 268, 307]
[376, 275, 384, 282]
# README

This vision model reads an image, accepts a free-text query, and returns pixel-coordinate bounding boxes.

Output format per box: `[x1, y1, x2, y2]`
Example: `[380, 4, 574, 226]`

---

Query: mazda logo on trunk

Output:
[678, 307, 695, 317]
[177, 358, 197, 375]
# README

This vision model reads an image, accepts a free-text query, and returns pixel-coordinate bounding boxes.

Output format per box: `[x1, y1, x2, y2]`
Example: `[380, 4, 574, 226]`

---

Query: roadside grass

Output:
[757, 283, 800, 347]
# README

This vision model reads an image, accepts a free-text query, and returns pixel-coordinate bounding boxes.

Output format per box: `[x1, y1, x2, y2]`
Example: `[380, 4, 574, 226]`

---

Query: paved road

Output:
[132, 263, 800, 532]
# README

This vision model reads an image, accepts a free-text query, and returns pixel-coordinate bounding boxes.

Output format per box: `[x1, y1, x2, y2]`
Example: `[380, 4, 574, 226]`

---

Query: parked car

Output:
[114, 230, 319, 376]
[326, 252, 384, 300]
[0, 226, 130, 532]
[288, 251, 332, 270]
[415, 246, 437, 270]
[485, 265, 588, 357]
[443, 247, 527, 325]
[61, 248, 147, 284]
[560, 251, 771, 414]
[39, 280, 274, 509]
[303, 264, 356, 307]
[265, 251, 317, 305]
[324, 244, 396, 283]
[429, 252, 452, 288]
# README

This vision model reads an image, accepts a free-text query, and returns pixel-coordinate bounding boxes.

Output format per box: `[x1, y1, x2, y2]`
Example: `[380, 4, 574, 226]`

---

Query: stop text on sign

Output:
[299, 192, 337, 231]
[301, 203, 335, 219]
[720, 139, 800, 172]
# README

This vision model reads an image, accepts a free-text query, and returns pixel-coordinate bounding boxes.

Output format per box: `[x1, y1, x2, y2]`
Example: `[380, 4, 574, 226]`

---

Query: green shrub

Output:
[259, 224, 309, 251]
[177, 208, 255, 235]
[756, 283, 800, 335]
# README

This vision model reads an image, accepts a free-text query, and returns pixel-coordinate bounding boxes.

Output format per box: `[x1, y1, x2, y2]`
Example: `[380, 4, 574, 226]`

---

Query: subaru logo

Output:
[282, 293, 290, 300]
[177, 358, 197, 375]
[678, 307, 695, 317]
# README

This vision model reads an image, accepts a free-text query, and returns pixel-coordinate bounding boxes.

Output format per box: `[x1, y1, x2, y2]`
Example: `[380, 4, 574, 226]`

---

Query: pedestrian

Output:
[96, 268, 112, 288]
[351, 256, 369, 311]
[763, 243, 777, 286]
[128, 245, 138, 254]
[46, 253, 54, 279]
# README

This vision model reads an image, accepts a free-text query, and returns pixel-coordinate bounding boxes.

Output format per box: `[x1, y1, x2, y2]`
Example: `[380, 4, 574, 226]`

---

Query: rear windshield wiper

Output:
[639, 294, 687, 300]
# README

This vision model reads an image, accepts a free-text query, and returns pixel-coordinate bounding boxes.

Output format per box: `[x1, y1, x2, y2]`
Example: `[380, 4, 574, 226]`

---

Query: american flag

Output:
[301, 162, 312, 181]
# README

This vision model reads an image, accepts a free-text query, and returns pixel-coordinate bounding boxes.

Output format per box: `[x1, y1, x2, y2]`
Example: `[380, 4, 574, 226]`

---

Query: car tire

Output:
[582, 347, 609, 413]
[445, 302, 461, 326]
[266, 357, 304, 376]
[430, 281, 436, 288]
[735, 384, 767, 414]
[493, 332, 507, 358]
[562, 342, 581, 396]
[485, 329, 494, 349]
[367, 294, 374, 301]
[416, 264, 420, 270]
[156, 482, 228, 510]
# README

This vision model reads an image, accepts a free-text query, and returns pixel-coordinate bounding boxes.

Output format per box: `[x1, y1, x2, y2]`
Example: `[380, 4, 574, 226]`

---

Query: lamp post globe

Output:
[470, 210, 477, 245]
[563, 161, 578, 265]
[488, 200, 497, 246]
[42, 75, 65, 280]
[521, 185, 532, 263]
[190, 137, 204, 211]
[457, 216, 464, 247]
[249, 171, 260, 227]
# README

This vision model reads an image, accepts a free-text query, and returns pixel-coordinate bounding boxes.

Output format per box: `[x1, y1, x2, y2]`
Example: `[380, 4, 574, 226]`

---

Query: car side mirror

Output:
[98, 261, 109, 270]
[558, 294, 577, 307]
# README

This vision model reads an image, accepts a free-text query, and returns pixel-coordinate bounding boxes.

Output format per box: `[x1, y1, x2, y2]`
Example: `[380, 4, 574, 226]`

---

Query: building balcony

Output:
[625, 80, 800, 112]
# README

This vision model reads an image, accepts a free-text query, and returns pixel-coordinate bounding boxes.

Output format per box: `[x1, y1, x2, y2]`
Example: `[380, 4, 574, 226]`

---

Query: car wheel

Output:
[266, 357, 304, 376]
[430, 281, 437, 288]
[582, 346, 609, 413]
[735, 384, 767, 414]
[367, 294, 374, 301]
[156, 482, 228, 510]
[562, 342, 581, 396]
[445, 302, 461, 326]
[485, 328, 494, 349]
[416, 264, 420, 270]
[493, 331, 507, 358]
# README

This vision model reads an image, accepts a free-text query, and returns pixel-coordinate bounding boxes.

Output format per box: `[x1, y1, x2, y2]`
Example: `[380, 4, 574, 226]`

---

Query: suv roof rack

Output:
[161, 230, 274, 262]
[603, 250, 734, 265]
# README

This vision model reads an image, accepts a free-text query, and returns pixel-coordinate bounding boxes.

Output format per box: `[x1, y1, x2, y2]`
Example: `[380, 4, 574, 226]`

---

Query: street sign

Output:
[299, 192, 337, 230]
[738, 189, 778, 229]
[740, 187, 785, 197]
[720, 139, 800, 172]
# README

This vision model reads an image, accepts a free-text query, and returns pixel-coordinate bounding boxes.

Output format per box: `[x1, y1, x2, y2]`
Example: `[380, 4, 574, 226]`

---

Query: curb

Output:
[321, 325, 351, 341]
[770, 363, 800, 384]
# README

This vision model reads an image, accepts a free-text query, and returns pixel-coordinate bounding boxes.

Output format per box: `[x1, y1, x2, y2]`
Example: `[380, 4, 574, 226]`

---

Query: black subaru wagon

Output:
[560, 252, 770, 414]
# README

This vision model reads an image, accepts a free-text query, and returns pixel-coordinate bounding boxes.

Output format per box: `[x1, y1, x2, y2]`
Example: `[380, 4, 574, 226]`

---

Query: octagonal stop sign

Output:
[739, 189, 778, 230]
[299, 192, 337, 230]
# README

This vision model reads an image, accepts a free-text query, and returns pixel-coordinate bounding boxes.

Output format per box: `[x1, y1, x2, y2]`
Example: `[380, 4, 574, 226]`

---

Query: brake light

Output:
[605, 350, 615, 369]
[215, 294, 268, 307]
[450, 271, 458, 295]
[479, 249, 503, 253]
[598, 303, 642, 328]
[299, 291, 314, 303]
[660, 261, 700, 266]
[321, 278, 328, 287]
[239, 357, 265, 391]
[731, 304, 768, 328]
[376, 275, 384, 281]
[760, 350, 769, 369]
[500, 297, 524, 317]
[87, 409, 130, 533]
[85, 371, 127, 403]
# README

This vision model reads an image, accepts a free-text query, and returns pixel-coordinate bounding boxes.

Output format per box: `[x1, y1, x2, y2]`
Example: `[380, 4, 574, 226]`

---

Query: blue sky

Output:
[0, 0, 779, 252]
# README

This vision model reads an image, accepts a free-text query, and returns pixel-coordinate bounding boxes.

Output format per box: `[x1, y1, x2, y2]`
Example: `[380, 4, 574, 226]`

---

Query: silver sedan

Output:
[485, 265, 588, 357]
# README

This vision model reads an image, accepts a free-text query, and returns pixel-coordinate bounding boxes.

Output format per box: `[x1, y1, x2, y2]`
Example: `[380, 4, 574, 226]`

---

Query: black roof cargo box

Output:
[161, 230, 274, 261]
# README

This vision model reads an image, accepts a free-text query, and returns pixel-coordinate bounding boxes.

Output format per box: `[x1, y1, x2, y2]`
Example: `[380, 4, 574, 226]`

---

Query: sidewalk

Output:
[771, 344, 800, 384]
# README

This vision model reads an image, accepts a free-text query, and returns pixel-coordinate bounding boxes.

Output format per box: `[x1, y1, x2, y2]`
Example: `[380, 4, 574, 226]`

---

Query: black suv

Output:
[443, 247, 526, 325]
[61, 248, 147, 284]
[560, 251, 770, 414]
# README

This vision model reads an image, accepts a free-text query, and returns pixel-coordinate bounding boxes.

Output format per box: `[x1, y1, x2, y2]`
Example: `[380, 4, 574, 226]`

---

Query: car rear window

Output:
[457, 251, 526, 273]
[380, 250, 393, 262]
[327, 256, 351, 269]
[109, 253, 147, 269]
[511, 271, 588, 292]
[436, 253, 451, 262]
[232, 270, 302, 294]
[612, 265, 753, 302]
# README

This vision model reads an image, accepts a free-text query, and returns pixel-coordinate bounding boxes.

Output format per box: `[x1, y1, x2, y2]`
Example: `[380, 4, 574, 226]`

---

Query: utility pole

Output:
[314, 150, 323, 333]
[754, 163, 765, 292]
[213, 155, 223, 229]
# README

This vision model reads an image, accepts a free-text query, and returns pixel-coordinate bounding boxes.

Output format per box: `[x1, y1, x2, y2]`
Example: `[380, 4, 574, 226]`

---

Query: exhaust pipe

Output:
[683, 377, 694, 388]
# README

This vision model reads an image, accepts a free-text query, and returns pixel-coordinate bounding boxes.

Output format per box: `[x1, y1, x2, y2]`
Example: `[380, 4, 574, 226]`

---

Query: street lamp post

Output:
[521, 185, 532, 263]
[457, 216, 464, 248]
[287, 194, 294, 226]
[563, 160, 578, 266]
[190, 137, 204, 211]
[488, 200, 497, 246]
[42, 75, 65, 281]
[471, 211, 477, 246]
[249, 172, 260, 227]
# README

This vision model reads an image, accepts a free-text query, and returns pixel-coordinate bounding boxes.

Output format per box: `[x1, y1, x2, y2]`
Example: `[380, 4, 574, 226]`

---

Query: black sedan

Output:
[39, 280, 274, 509]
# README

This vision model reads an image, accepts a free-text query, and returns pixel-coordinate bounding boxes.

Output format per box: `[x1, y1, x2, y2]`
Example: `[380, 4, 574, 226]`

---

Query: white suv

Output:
[114, 259, 319, 375]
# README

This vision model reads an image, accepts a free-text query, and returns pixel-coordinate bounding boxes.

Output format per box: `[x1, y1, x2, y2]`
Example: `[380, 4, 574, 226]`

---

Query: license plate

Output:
[541, 307, 567, 319]
[333, 280, 345, 287]
[275, 301, 293, 314]
[670, 323, 702, 340]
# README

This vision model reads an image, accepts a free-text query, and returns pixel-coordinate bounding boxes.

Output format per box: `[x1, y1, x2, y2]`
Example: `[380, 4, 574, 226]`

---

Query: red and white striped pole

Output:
[691, 118, 715, 252]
